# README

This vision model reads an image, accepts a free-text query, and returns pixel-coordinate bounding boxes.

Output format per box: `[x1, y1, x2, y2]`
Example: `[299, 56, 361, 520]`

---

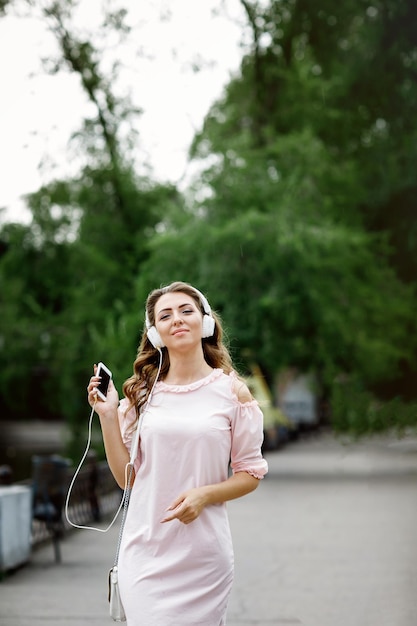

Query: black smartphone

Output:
[96, 362, 112, 401]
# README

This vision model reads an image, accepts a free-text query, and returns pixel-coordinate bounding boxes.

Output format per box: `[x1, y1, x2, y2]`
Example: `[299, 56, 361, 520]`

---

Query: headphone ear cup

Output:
[147, 326, 165, 349]
[202, 314, 215, 339]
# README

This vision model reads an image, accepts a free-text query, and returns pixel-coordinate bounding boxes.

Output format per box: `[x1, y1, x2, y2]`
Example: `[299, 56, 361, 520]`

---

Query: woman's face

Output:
[153, 291, 203, 351]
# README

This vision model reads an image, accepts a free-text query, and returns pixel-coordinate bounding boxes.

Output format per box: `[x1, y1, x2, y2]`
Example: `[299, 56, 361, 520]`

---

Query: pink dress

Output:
[117, 368, 268, 626]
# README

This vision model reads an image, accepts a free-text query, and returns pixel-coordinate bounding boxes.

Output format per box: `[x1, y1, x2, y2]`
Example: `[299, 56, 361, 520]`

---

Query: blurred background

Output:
[1, 0, 416, 482]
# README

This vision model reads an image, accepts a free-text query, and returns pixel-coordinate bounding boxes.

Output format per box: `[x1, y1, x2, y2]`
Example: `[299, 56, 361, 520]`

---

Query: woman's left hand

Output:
[161, 487, 208, 525]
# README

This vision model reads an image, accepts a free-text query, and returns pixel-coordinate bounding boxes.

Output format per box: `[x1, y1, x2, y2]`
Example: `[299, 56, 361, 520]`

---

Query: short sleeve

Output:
[117, 398, 141, 473]
[230, 399, 268, 480]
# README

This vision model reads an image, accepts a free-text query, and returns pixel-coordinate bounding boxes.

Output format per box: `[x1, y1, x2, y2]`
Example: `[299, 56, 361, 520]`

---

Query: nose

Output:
[172, 311, 183, 325]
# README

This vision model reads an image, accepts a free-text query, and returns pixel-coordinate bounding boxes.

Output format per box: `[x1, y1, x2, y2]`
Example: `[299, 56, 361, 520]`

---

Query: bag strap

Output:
[113, 463, 134, 567]
[112, 401, 144, 568]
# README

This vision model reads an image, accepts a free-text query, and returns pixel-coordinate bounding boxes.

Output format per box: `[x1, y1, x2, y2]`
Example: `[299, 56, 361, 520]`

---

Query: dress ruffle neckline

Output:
[156, 368, 223, 393]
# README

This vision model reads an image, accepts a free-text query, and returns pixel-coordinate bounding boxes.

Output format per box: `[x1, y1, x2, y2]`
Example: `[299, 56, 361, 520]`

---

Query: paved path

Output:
[228, 432, 417, 626]
[1, 431, 417, 625]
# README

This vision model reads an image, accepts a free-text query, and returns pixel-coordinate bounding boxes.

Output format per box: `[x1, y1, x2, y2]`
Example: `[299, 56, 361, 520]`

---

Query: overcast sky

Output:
[0, 0, 247, 222]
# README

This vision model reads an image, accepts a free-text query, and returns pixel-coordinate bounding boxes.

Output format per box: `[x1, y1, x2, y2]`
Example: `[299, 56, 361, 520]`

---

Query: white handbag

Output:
[108, 565, 126, 622]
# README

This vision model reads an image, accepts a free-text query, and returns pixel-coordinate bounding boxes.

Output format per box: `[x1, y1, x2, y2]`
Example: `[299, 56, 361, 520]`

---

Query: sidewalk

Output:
[0, 515, 120, 625]
[263, 429, 417, 479]
[227, 430, 417, 626]
[1, 430, 417, 626]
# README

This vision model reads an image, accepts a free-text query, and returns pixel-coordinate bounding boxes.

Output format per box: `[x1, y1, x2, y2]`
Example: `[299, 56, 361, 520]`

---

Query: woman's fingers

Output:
[160, 494, 203, 525]
[87, 375, 101, 404]
[160, 501, 183, 523]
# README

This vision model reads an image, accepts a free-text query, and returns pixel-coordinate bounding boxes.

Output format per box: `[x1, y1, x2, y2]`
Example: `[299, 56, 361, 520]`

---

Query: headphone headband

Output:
[189, 288, 211, 316]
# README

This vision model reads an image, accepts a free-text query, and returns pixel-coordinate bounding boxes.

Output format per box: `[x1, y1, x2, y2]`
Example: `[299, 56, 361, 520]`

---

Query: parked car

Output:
[276, 368, 319, 433]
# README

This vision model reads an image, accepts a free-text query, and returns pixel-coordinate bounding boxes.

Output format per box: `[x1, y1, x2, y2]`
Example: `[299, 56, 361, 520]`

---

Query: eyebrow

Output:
[156, 302, 195, 317]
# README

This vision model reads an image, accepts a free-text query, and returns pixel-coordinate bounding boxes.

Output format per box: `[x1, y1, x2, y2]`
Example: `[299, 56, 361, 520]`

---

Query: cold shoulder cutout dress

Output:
[117, 368, 268, 626]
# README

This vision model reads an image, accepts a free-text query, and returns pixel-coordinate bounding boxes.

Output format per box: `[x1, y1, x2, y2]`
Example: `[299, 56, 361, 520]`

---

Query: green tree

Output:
[0, 1, 184, 459]
[134, 206, 415, 384]
[169, 0, 417, 435]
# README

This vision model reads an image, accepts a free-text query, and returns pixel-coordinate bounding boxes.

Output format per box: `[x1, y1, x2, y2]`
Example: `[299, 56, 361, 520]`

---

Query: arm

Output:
[161, 471, 259, 525]
[87, 369, 133, 489]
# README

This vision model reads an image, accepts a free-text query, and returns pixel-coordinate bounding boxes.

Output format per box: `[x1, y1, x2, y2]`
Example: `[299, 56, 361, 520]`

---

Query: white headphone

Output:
[145, 287, 216, 349]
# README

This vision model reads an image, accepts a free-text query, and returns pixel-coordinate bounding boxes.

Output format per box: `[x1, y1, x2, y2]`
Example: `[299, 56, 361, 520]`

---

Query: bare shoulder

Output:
[231, 374, 254, 404]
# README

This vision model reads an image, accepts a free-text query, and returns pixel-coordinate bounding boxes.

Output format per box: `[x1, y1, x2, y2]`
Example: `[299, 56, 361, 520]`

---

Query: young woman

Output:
[87, 281, 268, 625]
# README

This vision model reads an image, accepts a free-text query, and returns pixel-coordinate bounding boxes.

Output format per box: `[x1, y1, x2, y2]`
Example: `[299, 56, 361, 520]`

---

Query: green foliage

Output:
[191, 128, 366, 227]
[186, 0, 417, 432]
[134, 209, 415, 388]
[331, 377, 417, 436]
[0, 221, 74, 418]
[195, 0, 417, 248]
[0, 165, 182, 463]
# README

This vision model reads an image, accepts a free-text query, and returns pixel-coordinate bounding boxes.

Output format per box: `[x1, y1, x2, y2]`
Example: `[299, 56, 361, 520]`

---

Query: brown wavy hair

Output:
[122, 282, 233, 422]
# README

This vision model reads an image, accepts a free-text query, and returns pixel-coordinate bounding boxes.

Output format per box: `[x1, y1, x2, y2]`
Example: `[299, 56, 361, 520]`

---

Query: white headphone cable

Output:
[64, 348, 163, 532]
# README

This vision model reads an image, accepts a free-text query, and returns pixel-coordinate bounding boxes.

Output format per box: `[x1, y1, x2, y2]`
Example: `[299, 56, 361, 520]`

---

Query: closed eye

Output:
[158, 308, 194, 321]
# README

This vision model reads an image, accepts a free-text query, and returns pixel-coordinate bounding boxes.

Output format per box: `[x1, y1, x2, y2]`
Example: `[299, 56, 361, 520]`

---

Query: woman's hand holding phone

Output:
[87, 362, 119, 417]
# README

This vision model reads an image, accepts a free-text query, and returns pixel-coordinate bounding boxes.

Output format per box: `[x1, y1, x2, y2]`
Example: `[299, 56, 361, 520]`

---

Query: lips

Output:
[172, 328, 188, 336]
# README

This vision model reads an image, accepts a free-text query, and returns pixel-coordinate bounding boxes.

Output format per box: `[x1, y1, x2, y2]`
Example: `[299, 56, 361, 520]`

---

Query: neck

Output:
[164, 348, 213, 385]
